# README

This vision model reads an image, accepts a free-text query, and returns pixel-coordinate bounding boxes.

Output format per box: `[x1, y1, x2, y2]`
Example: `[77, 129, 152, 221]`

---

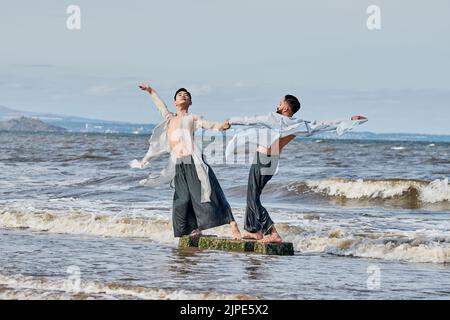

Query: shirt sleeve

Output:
[229, 113, 277, 126]
[308, 119, 368, 135]
[150, 92, 173, 120]
[194, 115, 223, 131]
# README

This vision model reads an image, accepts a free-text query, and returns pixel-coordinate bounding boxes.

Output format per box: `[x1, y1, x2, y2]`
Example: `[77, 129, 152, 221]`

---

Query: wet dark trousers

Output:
[172, 156, 234, 237]
[244, 152, 279, 235]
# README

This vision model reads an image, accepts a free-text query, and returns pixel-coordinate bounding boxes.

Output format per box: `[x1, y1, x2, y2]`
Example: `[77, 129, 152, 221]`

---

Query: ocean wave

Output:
[0, 273, 254, 300]
[73, 176, 117, 187]
[228, 178, 450, 207]
[2, 208, 450, 263]
[289, 178, 450, 204]
[0, 209, 176, 244]
[0, 207, 241, 244]
[61, 154, 113, 161]
[277, 224, 450, 264]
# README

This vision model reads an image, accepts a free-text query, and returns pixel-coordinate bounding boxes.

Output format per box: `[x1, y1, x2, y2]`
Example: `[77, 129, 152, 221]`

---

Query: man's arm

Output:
[308, 116, 368, 135]
[351, 116, 368, 121]
[139, 83, 173, 121]
[262, 134, 296, 155]
[195, 115, 229, 131]
[228, 113, 277, 126]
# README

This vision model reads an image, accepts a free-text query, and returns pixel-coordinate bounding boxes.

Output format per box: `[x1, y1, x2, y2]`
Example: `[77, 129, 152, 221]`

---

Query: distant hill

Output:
[0, 106, 27, 120]
[1, 106, 449, 142]
[0, 105, 154, 134]
[0, 116, 67, 133]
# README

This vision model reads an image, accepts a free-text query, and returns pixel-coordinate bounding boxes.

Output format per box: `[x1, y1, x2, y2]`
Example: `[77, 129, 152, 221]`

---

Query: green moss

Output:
[179, 235, 294, 255]
[254, 242, 294, 255]
[198, 237, 255, 252]
[178, 235, 201, 248]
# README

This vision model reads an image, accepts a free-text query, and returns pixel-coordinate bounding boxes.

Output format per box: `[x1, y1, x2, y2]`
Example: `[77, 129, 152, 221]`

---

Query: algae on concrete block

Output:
[178, 235, 200, 248]
[254, 242, 294, 255]
[178, 235, 294, 256]
[198, 237, 255, 253]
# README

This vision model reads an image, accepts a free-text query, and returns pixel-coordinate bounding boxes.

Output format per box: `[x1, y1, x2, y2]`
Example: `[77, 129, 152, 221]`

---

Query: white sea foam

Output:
[2, 207, 450, 264]
[0, 273, 254, 300]
[419, 179, 450, 203]
[391, 146, 405, 150]
[280, 224, 450, 264]
[0, 207, 240, 243]
[304, 178, 450, 203]
[0, 209, 177, 244]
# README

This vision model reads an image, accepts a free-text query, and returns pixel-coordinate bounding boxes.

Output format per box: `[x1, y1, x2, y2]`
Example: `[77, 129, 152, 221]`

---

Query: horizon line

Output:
[2, 105, 450, 137]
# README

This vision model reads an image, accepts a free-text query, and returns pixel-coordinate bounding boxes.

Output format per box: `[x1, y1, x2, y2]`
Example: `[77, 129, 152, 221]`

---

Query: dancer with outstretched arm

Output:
[226, 94, 368, 243]
[131, 84, 241, 240]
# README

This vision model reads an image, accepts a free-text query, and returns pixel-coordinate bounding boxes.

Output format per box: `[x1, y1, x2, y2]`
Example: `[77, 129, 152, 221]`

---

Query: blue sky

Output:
[1, 0, 449, 134]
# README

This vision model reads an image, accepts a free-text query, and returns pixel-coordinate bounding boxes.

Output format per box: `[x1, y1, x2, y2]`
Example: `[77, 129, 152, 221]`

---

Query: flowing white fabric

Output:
[129, 92, 224, 203]
[226, 112, 368, 163]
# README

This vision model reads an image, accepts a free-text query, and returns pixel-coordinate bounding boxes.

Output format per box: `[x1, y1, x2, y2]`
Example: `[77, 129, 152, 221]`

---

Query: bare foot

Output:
[190, 229, 202, 237]
[258, 232, 282, 244]
[242, 231, 263, 240]
[230, 221, 242, 240]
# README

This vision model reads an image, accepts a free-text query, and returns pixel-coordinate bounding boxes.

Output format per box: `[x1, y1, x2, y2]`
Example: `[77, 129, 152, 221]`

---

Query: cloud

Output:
[183, 84, 213, 96]
[85, 84, 118, 96]
[29, 64, 55, 68]
[232, 81, 258, 88]
[10, 64, 56, 69]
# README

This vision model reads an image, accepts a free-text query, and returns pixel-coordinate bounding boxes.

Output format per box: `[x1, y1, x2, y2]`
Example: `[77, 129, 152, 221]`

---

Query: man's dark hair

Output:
[174, 88, 192, 101]
[284, 94, 301, 114]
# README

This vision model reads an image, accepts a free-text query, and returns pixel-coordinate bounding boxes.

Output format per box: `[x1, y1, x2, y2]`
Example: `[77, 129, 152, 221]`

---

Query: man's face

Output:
[276, 99, 290, 115]
[175, 91, 192, 108]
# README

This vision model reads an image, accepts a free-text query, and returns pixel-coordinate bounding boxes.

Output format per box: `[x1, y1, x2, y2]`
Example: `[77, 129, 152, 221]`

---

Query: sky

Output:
[0, 0, 449, 134]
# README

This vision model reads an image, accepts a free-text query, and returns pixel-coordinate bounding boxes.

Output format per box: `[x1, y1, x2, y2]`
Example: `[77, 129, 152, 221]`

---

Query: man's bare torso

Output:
[167, 116, 193, 158]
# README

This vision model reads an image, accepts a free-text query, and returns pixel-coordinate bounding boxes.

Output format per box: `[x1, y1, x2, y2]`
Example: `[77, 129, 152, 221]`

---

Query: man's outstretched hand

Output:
[222, 120, 231, 131]
[139, 83, 153, 93]
[351, 115, 368, 120]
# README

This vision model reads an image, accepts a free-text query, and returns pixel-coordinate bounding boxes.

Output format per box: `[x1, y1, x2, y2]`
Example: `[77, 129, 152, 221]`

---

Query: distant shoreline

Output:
[2, 129, 450, 144]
